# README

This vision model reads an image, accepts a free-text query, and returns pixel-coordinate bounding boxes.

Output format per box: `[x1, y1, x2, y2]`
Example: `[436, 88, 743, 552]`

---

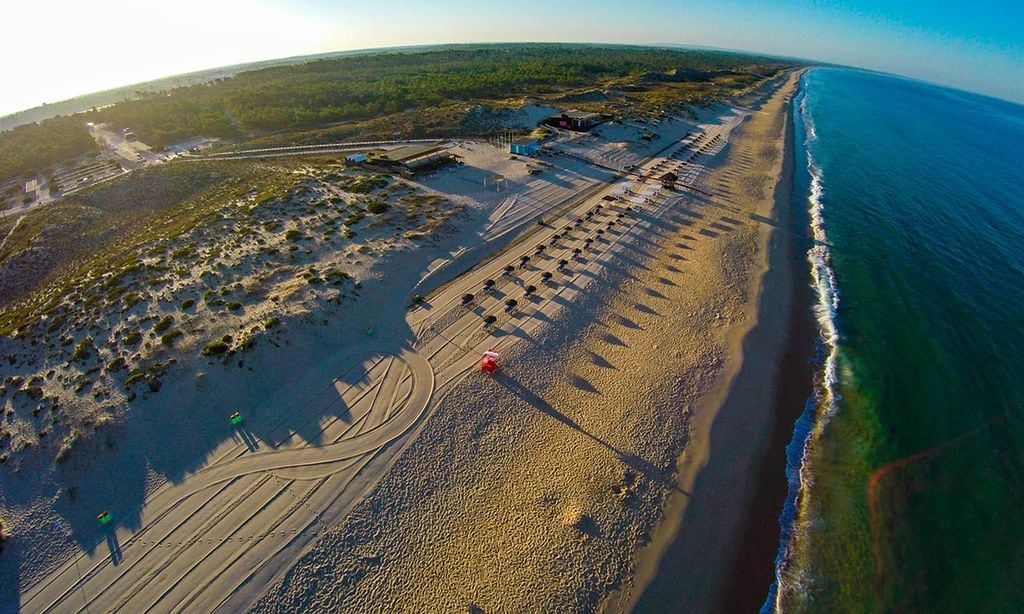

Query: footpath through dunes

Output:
[251, 73, 801, 612]
[19, 346, 435, 614]
[13, 91, 744, 613]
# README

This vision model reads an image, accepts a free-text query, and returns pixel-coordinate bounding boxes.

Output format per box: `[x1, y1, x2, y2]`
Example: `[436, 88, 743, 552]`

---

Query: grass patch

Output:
[201, 339, 230, 356]
[366, 200, 390, 214]
[160, 329, 183, 345]
[153, 315, 174, 333]
[0, 160, 297, 335]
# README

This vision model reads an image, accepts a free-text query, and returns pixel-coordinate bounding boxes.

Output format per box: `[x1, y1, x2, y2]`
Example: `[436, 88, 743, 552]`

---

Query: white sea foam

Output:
[763, 73, 844, 613]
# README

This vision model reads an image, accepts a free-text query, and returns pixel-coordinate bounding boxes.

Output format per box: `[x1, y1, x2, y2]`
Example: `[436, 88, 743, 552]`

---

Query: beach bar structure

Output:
[545, 110, 606, 132]
[659, 171, 678, 189]
[509, 137, 540, 157]
[376, 144, 456, 171]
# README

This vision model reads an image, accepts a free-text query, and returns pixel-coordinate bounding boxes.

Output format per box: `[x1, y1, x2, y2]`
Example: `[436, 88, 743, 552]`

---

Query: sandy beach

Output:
[251, 72, 803, 611]
[626, 69, 809, 612]
[3, 67, 801, 612]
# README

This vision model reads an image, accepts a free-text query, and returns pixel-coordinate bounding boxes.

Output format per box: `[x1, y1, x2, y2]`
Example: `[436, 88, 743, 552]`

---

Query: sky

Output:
[2, 0, 1022, 116]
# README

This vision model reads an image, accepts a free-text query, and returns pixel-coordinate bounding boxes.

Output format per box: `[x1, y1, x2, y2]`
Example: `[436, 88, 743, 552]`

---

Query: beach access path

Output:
[17, 99, 745, 613]
[245, 78, 799, 611]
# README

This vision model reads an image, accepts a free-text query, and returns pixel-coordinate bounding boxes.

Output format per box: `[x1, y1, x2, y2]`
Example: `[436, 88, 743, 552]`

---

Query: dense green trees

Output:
[88, 46, 788, 147]
[1, 45, 791, 182]
[0, 115, 98, 181]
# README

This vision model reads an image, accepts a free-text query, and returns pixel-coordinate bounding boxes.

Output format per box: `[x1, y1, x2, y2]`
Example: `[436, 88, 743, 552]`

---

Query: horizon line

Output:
[3, 40, 1021, 123]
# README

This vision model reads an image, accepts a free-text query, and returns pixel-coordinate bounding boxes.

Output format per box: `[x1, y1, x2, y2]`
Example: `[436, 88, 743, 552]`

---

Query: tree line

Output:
[0, 115, 98, 182]
[1, 45, 793, 182]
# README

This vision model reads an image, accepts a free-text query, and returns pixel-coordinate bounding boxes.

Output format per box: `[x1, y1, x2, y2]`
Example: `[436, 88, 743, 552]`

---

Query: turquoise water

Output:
[768, 68, 1024, 611]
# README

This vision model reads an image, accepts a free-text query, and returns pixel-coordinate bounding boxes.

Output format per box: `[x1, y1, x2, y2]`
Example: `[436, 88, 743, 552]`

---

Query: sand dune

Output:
[3, 71, 799, 612]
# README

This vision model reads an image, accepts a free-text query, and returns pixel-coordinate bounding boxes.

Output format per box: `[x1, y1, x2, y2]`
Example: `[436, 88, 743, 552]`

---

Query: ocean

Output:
[767, 68, 1024, 611]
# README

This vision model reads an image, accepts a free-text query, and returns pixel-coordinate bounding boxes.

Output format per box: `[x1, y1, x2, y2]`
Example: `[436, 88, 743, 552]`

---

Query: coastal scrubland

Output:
[1, 44, 800, 611]
[0, 46, 792, 184]
[0, 157, 458, 468]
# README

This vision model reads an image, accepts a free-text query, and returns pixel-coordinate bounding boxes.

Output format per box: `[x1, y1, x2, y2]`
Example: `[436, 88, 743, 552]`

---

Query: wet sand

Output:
[622, 70, 808, 612]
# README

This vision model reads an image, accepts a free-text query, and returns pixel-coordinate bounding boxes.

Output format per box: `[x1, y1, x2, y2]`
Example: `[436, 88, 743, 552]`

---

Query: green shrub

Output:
[153, 315, 174, 333]
[366, 201, 390, 214]
[170, 246, 194, 259]
[180, 299, 195, 309]
[124, 330, 142, 345]
[202, 339, 230, 356]
[124, 371, 147, 388]
[106, 357, 127, 372]
[263, 316, 280, 330]
[324, 268, 351, 285]
[285, 229, 303, 241]
[160, 329, 183, 345]
[227, 302, 242, 311]
[70, 337, 95, 362]
[46, 316, 65, 334]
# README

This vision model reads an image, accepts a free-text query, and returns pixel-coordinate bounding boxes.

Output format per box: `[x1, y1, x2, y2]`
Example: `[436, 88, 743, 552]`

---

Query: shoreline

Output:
[619, 70, 808, 611]
[716, 74, 817, 612]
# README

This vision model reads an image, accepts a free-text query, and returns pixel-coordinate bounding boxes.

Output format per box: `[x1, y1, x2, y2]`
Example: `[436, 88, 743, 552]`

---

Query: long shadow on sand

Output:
[497, 374, 688, 497]
[43, 325, 422, 580]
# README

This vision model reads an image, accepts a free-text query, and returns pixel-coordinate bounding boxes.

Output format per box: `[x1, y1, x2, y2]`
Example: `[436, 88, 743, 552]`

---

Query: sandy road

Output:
[18, 113, 743, 613]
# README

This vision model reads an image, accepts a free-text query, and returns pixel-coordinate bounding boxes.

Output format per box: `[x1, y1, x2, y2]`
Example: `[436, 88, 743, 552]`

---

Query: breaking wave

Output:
[762, 73, 843, 612]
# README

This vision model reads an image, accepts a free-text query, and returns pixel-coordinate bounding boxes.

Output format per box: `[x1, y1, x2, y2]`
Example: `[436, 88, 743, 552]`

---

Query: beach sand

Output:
[252, 72, 803, 612]
[625, 69, 809, 612]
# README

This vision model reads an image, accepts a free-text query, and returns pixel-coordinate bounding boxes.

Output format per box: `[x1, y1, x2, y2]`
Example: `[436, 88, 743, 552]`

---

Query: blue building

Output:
[510, 138, 540, 157]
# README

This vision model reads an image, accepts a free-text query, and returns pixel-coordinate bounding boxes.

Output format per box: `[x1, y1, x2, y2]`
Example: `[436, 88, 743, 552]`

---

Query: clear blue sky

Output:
[2, 0, 1022, 116]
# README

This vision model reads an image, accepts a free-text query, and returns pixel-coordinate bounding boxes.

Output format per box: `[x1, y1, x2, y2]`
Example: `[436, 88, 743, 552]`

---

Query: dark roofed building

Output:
[659, 171, 678, 189]
[377, 144, 455, 170]
[545, 110, 605, 132]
